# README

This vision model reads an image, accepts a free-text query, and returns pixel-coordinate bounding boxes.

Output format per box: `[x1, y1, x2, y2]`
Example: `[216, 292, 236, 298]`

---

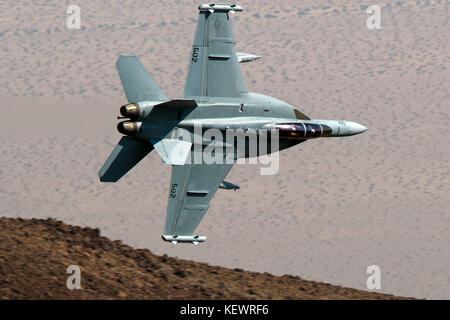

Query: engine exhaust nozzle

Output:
[120, 103, 139, 118]
[117, 121, 141, 136]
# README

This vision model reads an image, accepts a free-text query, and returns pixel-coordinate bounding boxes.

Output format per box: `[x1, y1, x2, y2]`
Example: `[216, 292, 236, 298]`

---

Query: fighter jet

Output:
[98, 3, 367, 245]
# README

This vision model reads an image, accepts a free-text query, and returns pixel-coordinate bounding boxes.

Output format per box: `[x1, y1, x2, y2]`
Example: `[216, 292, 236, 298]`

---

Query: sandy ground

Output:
[0, 0, 448, 299]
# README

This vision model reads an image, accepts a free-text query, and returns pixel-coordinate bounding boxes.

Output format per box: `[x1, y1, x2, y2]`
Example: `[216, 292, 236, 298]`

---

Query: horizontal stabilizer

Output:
[151, 139, 192, 165]
[99, 137, 154, 182]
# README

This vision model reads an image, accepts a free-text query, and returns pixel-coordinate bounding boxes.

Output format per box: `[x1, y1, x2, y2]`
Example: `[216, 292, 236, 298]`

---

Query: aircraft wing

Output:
[163, 161, 234, 243]
[184, 5, 247, 100]
[116, 55, 167, 102]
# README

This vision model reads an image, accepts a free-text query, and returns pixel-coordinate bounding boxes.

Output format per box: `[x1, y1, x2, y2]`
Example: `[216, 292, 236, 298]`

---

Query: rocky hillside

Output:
[0, 217, 412, 299]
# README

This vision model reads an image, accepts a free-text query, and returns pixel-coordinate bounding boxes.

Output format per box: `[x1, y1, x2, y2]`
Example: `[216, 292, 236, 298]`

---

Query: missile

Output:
[162, 234, 207, 245]
[198, 4, 243, 13]
[236, 52, 261, 63]
[219, 181, 240, 191]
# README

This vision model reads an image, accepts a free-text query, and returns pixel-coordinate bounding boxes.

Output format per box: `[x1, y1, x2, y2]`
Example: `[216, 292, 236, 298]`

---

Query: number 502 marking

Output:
[192, 47, 199, 62]
[170, 184, 178, 198]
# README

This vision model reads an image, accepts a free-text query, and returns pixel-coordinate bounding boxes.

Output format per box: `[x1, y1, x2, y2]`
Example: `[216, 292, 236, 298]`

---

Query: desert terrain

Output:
[0, 0, 448, 299]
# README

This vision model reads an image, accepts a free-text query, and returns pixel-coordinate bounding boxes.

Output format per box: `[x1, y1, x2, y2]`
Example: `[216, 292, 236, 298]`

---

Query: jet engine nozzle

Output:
[120, 103, 139, 118]
[117, 121, 141, 136]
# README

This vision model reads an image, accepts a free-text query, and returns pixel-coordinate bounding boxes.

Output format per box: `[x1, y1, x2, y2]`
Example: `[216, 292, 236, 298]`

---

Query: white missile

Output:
[162, 234, 207, 245]
[236, 52, 261, 63]
[199, 4, 243, 13]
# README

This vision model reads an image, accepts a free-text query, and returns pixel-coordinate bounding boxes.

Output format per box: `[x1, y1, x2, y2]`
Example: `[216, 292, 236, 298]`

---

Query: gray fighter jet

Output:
[98, 3, 367, 245]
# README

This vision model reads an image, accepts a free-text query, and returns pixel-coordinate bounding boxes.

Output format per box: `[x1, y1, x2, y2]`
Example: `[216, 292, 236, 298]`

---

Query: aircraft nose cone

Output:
[350, 122, 367, 135]
[338, 121, 367, 136]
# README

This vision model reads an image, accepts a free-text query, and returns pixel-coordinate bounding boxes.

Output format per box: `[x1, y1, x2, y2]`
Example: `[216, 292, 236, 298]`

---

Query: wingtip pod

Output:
[162, 235, 207, 245]
[198, 3, 243, 13]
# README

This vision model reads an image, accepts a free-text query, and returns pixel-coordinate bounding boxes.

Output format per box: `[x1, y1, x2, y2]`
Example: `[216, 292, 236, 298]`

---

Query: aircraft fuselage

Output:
[117, 92, 367, 157]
